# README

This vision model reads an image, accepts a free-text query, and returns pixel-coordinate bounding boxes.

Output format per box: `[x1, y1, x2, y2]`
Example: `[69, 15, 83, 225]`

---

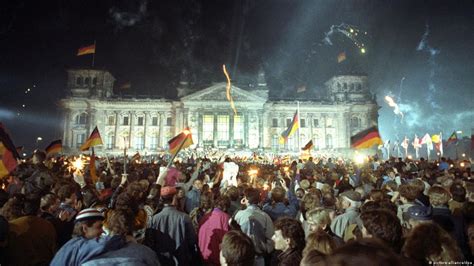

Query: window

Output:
[343, 83, 347, 91]
[76, 77, 83, 86]
[351, 117, 360, 128]
[272, 118, 278, 127]
[326, 118, 333, 127]
[150, 134, 159, 150]
[85, 77, 90, 86]
[134, 135, 145, 150]
[350, 83, 355, 91]
[76, 133, 86, 148]
[123, 116, 129, 125]
[301, 119, 306, 128]
[313, 119, 319, 127]
[76, 113, 88, 125]
[92, 77, 97, 85]
[234, 115, 244, 142]
[152, 117, 158, 126]
[272, 135, 279, 150]
[107, 116, 115, 126]
[217, 115, 229, 141]
[202, 115, 214, 141]
[357, 84, 362, 91]
[166, 117, 172, 126]
[137, 117, 144, 126]
[106, 135, 115, 149]
[286, 118, 292, 127]
[326, 134, 333, 149]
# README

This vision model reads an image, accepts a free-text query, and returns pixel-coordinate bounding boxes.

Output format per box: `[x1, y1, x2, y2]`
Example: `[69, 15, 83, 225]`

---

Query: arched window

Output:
[326, 134, 333, 149]
[351, 117, 360, 128]
[76, 77, 83, 86]
[337, 83, 341, 90]
[85, 77, 90, 86]
[76, 113, 88, 125]
[357, 84, 362, 91]
[343, 83, 347, 91]
[350, 83, 355, 91]
[92, 77, 97, 85]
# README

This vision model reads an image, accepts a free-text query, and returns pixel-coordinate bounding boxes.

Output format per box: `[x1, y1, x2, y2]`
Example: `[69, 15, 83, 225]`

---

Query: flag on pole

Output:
[168, 128, 193, 156]
[412, 135, 421, 149]
[431, 134, 441, 144]
[432, 132, 443, 155]
[350, 126, 383, 149]
[400, 137, 409, 150]
[80, 126, 103, 151]
[45, 139, 62, 156]
[420, 133, 433, 150]
[279, 111, 299, 144]
[301, 140, 314, 151]
[447, 131, 458, 146]
[77, 44, 96, 56]
[337, 52, 346, 63]
[0, 124, 19, 178]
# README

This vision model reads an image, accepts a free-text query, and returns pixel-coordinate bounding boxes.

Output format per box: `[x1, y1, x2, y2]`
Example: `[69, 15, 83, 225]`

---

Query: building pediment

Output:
[181, 82, 267, 103]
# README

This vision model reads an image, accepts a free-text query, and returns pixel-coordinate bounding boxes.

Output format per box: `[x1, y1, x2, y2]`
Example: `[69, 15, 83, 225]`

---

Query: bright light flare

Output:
[72, 158, 84, 170]
[460, 162, 465, 168]
[384, 95, 404, 120]
[354, 154, 365, 165]
[360, 48, 366, 54]
[407, 155, 413, 160]
[248, 169, 258, 176]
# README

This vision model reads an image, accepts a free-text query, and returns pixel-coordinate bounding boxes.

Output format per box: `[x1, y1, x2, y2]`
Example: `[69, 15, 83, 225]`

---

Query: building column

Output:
[114, 112, 119, 150]
[244, 113, 249, 148]
[198, 113, 203, 147]
[213, 114, 218, 147]
[258, 111, 263, 149]
[309, 114, 314, 143]
[129, 111, 134, 149]
[143, 112, 149, 149]
[159, 112, 164, 148]
[322, 114, 327, 148]
[229, 113, 234, 148]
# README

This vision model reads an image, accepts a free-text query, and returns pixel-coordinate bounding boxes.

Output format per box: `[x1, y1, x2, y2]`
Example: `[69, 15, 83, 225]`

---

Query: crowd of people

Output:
[0, 149, 473, 265]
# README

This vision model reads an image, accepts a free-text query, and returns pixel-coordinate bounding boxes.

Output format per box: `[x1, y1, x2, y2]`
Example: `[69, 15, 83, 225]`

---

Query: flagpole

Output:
[297, 101, 300, 152]
[92, 40, 96, 68]
[166, 135, 189, 168]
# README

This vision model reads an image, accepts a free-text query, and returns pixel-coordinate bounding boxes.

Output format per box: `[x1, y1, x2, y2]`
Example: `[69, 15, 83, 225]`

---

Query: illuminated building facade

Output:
[61, 69, 379, 154]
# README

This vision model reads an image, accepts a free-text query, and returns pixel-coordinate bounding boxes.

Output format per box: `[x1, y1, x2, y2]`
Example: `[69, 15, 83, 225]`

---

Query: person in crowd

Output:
[190, 191, 214, 231]
[402, 222, 464, 263]
[263, 185, 298, 221]
[6, 197, 57, 265]
[224, 186, 241, 216]
[272, 217, 305, 266]
[449, 183, 466, 215]
[330, 190, 361, 239]
[185, 178, 204, 213]
[82, 209, 159, 265]
[234, 187, 274, 266]
[303, 229, 336, 257]
[402, 205, 433, 231]
[149, 186, 200, 265]
[198, 195, 231, 265]
[219, 230, 255, 266]
[359, 209, 403, 252]
[396, 184, 422, 225]
[24, 150, 55, 198]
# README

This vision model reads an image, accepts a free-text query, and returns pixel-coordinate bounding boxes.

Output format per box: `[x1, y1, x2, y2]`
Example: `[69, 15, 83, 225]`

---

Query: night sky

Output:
[0, 0, 473, 151]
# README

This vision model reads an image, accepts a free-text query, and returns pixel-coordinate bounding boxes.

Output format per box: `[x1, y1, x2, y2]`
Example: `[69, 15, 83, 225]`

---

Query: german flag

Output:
[168, 128, 193, 156]
[131, 152, 141, 162]
[350, 126, 383, 149]
[80, 126, 103, 151]
[0, 124, 19, 178]
[77, 44, 96, 56]
[279, 111, 299, 144]
[45, 139, 62, 156]
[301, 140, 314, 151]
[447, 131, 458, 145]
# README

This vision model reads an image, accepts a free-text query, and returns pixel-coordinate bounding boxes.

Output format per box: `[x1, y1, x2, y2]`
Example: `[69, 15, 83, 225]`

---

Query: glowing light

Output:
[1, 183, 5, 190]
[354, 154, 365, 165]
[22, 104, 26, 108]
[283, 167, 289, 172]
[407, 155, 413, 160]
[22, 153, 26, 157]
[72, 158, 84, 170]
[360, 48, 366, 54]
[183, 129, 191, 135]
[460, 162, 465, 168]
[350, 28, 354, 33]
[462, 153, 466, 157]
[450, 164, 454, 168]
[27, 88, 31, 92]
[248, 169, 258, 176]
[37, 137, 42, 141]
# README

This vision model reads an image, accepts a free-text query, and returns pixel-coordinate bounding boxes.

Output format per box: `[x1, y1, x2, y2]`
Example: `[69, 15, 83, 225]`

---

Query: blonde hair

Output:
[303, 229, 336, 257]
[428, 186, 451, 206]
[306, 207, 331, 227]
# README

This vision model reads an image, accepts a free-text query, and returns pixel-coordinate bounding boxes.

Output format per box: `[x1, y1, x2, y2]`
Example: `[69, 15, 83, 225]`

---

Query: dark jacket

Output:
[277, 248, 302, 266]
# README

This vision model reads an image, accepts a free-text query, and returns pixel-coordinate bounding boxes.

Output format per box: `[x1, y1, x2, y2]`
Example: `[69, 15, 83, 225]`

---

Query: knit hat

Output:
[160, 186, 177, 199]
[75, 208, 105, 223]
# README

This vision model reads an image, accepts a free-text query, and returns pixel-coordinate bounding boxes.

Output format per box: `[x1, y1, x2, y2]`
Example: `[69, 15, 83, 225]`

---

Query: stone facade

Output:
[60, 69, 379, 155]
